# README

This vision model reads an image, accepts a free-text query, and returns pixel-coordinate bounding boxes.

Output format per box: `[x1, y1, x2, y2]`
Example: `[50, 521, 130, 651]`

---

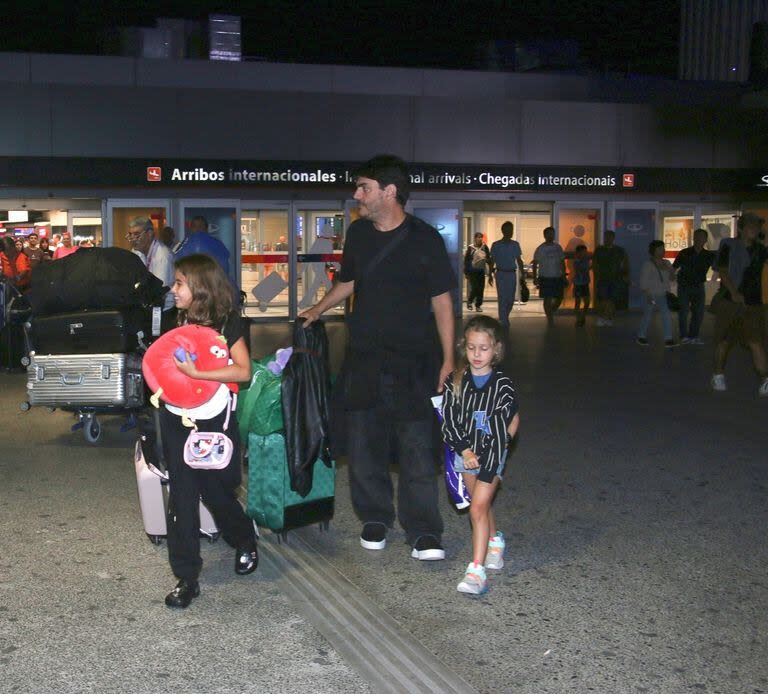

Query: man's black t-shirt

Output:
[673, 246, 715, 287]
[337, 214, 454, 353]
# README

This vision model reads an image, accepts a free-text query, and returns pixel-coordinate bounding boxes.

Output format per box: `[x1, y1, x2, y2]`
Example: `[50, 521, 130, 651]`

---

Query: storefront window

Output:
[660, 210, 694, 260]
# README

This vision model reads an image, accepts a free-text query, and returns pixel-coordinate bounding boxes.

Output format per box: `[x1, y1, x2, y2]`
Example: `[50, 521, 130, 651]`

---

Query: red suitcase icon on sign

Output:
[146, 167, 162, 182]
[622, 173, 635, 188]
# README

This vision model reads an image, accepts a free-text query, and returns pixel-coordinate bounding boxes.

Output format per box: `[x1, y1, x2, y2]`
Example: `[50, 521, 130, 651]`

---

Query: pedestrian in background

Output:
[465, 232, 494, 312]
[637, 240, 676, 348]
[710, 212, 768, 395]
[490, 221, 524, 329]
[572, 244, 591, 327]
[673, 228, 715, 345]
[52, 232, 78, 260]
[592, 230, 629, 327]
[532, 227, 566, 321]
[158, 226, 176, 249]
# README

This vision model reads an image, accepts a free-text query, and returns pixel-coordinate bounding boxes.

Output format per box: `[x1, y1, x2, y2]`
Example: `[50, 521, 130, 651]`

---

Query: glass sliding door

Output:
[67, 210, 103, 248]
[240, 205, 291, 318]
[106, 199, 171, 250]
[659, 208, 694, 262]
[178, 200, 240, 288]
[295, 204, 345, 315]
[555, 204, 601, 309]
[409, 203, 463, 316]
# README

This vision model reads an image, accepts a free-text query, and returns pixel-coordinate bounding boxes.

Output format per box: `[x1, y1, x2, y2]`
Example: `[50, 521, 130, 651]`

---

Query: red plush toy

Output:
[142, 324, 237, 409]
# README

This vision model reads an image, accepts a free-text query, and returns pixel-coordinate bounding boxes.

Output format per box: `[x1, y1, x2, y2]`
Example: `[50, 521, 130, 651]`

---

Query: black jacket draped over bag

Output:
[281, 318, 333, 497]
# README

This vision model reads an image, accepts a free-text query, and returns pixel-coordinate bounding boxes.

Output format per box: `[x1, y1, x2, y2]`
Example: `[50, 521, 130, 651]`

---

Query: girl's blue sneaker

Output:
[485, 532, 505, 570]
[457, 562, 488, 595]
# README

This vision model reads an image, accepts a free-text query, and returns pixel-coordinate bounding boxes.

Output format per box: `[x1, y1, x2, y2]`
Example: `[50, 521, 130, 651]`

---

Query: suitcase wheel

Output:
[319, 520, 330, 532]
[206, 532, 220, 544]
[82, 414, 102, 444]
[147, 534, 164, 545]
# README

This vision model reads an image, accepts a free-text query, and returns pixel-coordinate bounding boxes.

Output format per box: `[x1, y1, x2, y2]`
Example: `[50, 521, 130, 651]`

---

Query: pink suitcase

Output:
[134, 437, 219, 545]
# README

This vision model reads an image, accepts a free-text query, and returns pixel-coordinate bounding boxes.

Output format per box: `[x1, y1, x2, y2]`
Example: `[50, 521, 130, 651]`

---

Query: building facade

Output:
[1, 52, 767, 316]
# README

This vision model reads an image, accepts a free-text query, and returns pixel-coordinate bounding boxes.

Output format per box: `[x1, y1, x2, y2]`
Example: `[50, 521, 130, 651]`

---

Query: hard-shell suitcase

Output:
[26, 353, 144, 408]
[246, 431, 335, 539]
[29, 307, 156, 355]
[134, 420, 219, 545]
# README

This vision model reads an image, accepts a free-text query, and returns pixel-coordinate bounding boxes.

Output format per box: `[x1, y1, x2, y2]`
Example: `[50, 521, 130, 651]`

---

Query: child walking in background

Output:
[572, 244, 591, 327]
[441, 316, 520, 595]
[161, 254, 258, 608]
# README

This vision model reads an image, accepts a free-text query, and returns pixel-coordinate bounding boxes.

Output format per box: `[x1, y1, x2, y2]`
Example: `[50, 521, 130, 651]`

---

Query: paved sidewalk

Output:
[2, 312, 767, 693]
[0, 374, 371, 694]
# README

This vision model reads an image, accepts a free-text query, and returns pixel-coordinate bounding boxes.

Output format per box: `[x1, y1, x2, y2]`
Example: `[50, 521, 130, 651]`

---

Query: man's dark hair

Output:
[575, 244, 587, 252]
[353, 154, 411, 206]
[543, 226, 555, 238]
[693, 227, 707, 238]
[648, 240, 665, 255]
[191, 215, 209, 231]
[474, 232, 483, 239]
[604, 229, 616, 238]
[501, 221, 514, 237]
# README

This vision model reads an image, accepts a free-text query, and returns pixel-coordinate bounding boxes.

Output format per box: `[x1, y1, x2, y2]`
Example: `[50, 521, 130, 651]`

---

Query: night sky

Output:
[1, 0, 679, 76]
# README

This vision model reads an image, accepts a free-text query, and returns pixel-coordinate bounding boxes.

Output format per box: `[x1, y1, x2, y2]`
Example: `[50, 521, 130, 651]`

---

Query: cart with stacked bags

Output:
[18, 247, 167, 443]
[238, 318, 335, 541]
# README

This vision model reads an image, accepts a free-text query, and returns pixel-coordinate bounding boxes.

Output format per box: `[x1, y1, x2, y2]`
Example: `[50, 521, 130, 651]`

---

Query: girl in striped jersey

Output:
[441, 315, 520, 595]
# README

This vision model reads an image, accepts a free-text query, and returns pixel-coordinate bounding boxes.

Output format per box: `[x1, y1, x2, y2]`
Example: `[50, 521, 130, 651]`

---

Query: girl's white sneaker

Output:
[457, 562, 488, 595]
[485, 532, 505, 570]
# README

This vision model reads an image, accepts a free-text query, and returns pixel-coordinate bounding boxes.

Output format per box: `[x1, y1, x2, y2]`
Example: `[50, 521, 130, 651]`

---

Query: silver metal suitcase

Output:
[26, 353, 144, 408]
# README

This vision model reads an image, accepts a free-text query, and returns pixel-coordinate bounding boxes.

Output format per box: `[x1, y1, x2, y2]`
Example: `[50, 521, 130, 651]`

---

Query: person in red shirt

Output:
[1, 236, 32, 291]
[52, 232, 78, 260]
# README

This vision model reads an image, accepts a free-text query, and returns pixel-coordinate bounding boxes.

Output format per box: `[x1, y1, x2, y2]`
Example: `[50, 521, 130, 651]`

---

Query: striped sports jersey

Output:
[441, 368, 518, 483]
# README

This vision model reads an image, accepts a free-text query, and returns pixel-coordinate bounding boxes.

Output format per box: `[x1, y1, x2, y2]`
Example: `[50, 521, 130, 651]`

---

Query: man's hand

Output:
[436, 360, 454, 393]
[298, 306, 322, 327]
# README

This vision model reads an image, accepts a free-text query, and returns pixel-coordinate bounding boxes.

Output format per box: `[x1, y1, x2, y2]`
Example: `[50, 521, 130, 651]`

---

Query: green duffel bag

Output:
[237, 357, 284, 440]
[246, 431, 335, 537]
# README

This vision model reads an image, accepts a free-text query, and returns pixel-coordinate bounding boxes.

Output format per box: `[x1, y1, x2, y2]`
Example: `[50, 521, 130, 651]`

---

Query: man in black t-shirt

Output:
[673, 228, 715, 344]
[300, 154, 455, 561]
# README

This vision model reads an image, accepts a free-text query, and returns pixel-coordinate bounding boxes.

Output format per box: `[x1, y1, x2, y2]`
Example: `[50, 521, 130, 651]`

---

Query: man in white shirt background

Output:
[127, 216, 175, 310]
[532, 226, 567, 320]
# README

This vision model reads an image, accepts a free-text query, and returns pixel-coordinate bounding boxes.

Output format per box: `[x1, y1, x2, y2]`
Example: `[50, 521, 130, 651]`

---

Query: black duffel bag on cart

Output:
[26, 246, 167, 316]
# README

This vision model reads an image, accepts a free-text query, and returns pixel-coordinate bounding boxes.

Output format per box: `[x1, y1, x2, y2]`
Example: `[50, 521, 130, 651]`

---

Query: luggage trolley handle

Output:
[61, 373, 84, 386]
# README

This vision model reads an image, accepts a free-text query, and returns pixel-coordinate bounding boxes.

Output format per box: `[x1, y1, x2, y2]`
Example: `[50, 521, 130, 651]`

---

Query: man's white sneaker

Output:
[680, 337, 692, 345]
[596, 317, 606, 327]
[711, 374, 727, 392]
[759, 378, 768, 397]
[457, 563, 488, 595]
[410, 535, 445, 561]
[485, 532, 505, 570]
[691, 338, 705, 345]
[360, 522, 387, 550]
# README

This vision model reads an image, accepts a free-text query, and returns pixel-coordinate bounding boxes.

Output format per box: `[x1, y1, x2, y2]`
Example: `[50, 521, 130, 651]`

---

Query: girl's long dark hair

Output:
[452, 315, 504, 401]
[174, 254, 233, 328]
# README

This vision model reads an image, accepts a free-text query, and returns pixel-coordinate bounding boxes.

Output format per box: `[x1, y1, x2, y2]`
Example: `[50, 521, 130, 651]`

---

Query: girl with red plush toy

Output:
[156, 254, 257, 608]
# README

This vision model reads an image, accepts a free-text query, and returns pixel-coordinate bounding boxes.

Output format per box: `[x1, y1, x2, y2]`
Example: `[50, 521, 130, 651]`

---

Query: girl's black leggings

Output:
[160, 405, 256, 581]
